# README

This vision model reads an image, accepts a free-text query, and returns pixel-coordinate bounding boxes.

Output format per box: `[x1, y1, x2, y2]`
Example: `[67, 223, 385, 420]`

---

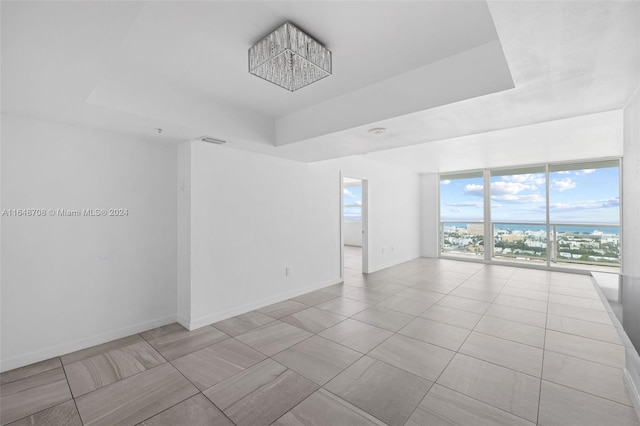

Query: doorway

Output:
[341, 175, 368, 279]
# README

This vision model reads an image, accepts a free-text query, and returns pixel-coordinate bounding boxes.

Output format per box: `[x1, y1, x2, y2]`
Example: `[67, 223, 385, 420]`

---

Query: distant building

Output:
[467, 223, 484, 236]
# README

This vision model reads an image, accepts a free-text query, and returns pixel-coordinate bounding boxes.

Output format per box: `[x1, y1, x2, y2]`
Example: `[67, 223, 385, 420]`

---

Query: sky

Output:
[440, 167, 620, 224]
[343, 185, 362, 220]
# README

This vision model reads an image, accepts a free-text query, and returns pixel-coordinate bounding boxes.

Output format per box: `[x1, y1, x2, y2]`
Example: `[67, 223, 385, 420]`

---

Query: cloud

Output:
[355, 200, 362, 206]
[557, 171, 571, 175]
[343, 188, 355, 198]
[491, 193, 545, 204]
[448, 208, 462, 213]
[548, 197, 620, 212]
[572, 169, 596, 176]
[490, 181, 538, 196]
[464, 181, 543, 204]
[464, 184, 484, 197]
[445, 201, 483, 208]
[501, 174, 545, 185]
[441, 180, 451, 185]
[550, 178, 576, 192]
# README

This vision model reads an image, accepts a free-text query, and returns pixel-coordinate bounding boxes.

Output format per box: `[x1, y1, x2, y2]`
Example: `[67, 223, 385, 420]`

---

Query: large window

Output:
[439, 172, 484, 257]
[439, 160, 621, 270]
[491, 167, 547, 263]
[548, 161, 620, 267]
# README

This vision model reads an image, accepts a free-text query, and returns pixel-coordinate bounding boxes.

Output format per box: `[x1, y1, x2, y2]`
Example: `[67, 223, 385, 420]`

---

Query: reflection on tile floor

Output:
[2, 250, 639, 425]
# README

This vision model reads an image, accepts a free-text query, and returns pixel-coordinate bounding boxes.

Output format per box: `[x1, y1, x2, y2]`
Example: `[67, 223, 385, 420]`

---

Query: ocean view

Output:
[442, 222, 620, 235]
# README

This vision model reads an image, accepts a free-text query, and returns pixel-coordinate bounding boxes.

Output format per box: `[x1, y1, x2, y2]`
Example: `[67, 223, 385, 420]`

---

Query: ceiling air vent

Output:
[198, 136, 226, 145]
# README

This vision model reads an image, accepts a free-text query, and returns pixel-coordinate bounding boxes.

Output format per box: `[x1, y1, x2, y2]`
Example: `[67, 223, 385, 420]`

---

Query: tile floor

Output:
[2, 249, 639, 425]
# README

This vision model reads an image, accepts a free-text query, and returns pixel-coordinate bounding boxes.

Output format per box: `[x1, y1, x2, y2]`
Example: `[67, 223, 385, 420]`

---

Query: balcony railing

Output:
[548, 223, 620, 267]
[492, 221, 547, 263]
[440, 221, 485, 257]
[441, 221, 620, 268]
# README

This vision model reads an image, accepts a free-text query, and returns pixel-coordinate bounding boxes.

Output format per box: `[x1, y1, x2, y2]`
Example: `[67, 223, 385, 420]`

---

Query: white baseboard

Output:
[0, 315, 176, 372]
[185, 277, 343, 330]
[176, 314, 191, 330]
[1, 277, 346, 371]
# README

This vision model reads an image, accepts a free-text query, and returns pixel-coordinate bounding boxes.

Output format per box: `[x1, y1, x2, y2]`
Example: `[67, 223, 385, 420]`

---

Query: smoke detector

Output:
[368, 128, 388, 136]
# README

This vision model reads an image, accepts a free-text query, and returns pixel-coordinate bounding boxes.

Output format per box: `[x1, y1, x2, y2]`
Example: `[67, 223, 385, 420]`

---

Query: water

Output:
[443, 222, 620, 235]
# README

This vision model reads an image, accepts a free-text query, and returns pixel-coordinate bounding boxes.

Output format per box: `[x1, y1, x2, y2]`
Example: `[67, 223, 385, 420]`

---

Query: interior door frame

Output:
[340, 172, 369, 280]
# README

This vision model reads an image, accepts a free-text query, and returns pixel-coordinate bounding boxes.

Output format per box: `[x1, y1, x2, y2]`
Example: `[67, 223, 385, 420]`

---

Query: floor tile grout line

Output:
[0, 358, 64, 386]
[56, 356, 82, 424]
[268, 254, 391, 423]
[4, 258, 629, 425]
[60, 333, 146, 367]
[422, 275, 549, 422]
[545, 327, 625, 348]
[6, 388, 79, 426]
[540, 376, 636, 408]
[482, 310, 546, 328]
[238, 264, 612, 424]
[403, 263, 536, 425]
[469, 328, 546, 350]
[542, 346, 625, 369]
[62, 338, 170, 397]
[317, 385, 392, 426]
[491, 298, 549, 314]
[306, 263, 467, 424]
[545, 310, 616, 327]
[67, 355, 174, 399]
[273, 264, 585, 423]
[67, 346, 209, 421]
[431, 382, 540, 425]
[548, 300, 610, 314]
[536, 277, 551, 425]
[445, 339, 543, 379]
[164, 350, 240, 425]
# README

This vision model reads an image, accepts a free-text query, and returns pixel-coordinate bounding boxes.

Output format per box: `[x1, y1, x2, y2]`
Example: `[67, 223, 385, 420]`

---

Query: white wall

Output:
[621, 87, 640, 420]
[420, 173, 439, 258]
[186, 142, 330, 329]
[1, 115, 177, 371]
[177, 141, 191, 326]
[623, 88, 640, 279]
[179, 143, 421, 329]
[312, 157, 422, 274]
[343, 221, 362, 246]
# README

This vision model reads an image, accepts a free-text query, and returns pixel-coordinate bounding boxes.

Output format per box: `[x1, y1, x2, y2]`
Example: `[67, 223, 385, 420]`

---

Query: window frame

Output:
[437, 158, 622, 271]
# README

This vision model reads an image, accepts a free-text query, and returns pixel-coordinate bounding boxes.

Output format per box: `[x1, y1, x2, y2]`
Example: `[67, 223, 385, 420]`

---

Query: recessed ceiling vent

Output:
[198, 136, 226, 145]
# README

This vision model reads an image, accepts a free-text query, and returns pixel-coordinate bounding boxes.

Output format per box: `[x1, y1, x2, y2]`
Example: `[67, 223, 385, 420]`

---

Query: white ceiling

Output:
[1, 1, 639, 170]
[363, 110, 624, 173]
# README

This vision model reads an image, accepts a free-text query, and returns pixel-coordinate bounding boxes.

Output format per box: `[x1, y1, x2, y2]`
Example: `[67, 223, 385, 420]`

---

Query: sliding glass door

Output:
[490, 167, 547, 264]
[439, 160, 621, 271]
[548, 160, 620, 268]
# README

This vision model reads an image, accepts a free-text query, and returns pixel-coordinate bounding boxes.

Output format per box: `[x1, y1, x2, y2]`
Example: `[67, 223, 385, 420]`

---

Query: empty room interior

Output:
[2, 1, 640, 425]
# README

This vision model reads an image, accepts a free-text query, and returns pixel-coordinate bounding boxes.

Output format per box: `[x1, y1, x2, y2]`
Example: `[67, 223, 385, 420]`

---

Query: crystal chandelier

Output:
[249, 22, 332, 92]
